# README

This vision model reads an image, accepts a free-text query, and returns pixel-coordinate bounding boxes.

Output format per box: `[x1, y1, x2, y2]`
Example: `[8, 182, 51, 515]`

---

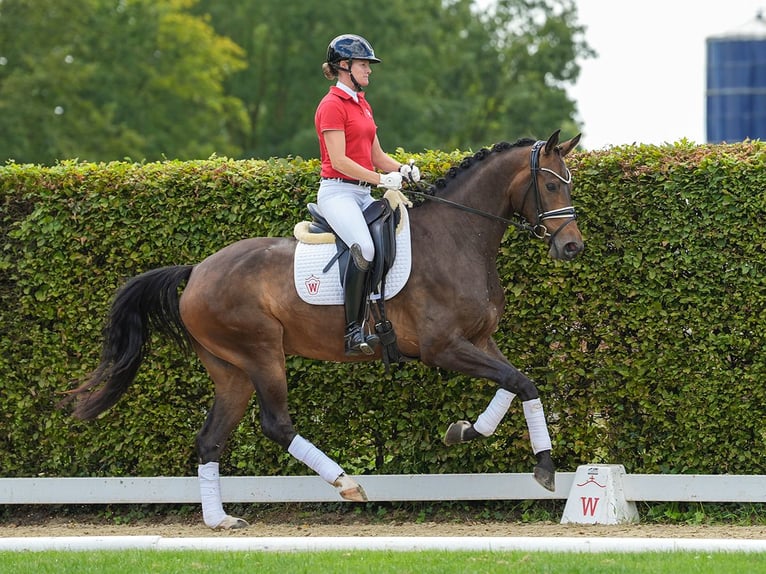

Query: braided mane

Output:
[410, 138, 536, 206]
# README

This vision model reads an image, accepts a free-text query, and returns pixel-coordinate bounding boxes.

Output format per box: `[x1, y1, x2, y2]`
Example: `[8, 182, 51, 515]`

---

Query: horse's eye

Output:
[546, 183, 557, 192]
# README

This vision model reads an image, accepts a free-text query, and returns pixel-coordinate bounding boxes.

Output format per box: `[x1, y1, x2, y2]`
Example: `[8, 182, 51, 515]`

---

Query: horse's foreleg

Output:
[443, 391, 554, 489]
[444, 388, 515, 445]
[522, 398, 555, 491]
[432, 338, 556, 491]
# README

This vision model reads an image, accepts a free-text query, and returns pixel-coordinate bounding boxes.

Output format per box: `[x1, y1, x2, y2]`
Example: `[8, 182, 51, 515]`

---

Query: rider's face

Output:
[340, 60, 371, 88]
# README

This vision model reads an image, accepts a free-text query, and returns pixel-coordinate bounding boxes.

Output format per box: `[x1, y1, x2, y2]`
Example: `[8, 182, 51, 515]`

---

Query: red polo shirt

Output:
[315, 86, 377, 178]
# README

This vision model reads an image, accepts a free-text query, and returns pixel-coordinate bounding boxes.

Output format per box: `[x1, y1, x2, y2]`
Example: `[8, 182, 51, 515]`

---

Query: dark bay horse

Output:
[66, 130, 584, 529]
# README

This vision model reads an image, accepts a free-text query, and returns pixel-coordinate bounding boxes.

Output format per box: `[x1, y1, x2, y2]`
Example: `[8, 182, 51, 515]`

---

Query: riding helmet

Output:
[326, 34, 381, 64]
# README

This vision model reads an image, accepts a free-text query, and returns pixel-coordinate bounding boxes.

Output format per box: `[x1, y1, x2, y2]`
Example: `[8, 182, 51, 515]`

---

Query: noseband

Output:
[403, 141, 577, 241]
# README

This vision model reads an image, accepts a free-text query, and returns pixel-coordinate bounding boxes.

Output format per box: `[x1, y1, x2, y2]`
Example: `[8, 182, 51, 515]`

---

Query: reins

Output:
[402, 140, 577, 241]
[404, 181, 525, 229]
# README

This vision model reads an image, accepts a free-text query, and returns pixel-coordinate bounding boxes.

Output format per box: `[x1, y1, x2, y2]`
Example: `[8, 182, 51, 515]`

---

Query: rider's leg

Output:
[342, 244, 379, 355]
[317, 183, 378, 355]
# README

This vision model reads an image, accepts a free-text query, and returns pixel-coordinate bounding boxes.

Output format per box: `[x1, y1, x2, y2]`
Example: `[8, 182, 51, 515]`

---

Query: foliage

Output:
[195, 0, 592, 158]
[0, 0, 248, 164]
[0, 0, 591, 164]
[1, 140, 765, 480]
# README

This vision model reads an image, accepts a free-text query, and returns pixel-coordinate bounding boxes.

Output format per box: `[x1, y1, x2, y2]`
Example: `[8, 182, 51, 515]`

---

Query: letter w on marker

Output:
[580, 497, 599, 516]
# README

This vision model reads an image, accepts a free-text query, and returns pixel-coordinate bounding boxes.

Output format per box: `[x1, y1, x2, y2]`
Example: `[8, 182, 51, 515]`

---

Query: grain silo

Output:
[706, 11, 766, 142]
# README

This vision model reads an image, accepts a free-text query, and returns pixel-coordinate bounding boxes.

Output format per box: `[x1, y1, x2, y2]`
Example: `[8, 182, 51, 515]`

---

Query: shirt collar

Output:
[335, 81, 359, 103]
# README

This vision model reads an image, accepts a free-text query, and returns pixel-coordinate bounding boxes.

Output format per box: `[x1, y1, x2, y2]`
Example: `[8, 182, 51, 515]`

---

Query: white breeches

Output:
[317, 180, 376, 261]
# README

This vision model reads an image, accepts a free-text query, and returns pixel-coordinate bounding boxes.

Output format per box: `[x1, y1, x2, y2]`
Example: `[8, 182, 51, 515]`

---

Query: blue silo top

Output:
[706, 11, 766, 142]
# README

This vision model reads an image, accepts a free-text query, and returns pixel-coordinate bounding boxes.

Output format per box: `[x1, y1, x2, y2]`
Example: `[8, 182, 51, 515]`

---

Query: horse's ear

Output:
[557, 133, 582, 157]
[544, 129, 562, 154]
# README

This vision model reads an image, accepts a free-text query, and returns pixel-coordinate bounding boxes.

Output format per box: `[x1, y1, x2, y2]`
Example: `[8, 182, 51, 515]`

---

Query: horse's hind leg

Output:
[194, 345, 254, 530]
[250, 349, 368, 503]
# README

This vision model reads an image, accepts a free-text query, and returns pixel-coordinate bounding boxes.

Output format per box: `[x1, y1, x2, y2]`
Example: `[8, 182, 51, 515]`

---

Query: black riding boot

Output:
[343, 244, 380, 356]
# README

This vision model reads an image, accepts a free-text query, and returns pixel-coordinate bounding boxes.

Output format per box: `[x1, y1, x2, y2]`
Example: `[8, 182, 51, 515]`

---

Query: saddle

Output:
[304, 197, 411, 369]
[306, 199, 398, 293]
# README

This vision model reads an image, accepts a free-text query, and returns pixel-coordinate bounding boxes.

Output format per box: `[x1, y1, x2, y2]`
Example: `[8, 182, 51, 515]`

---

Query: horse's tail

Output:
[64, 265, 194, 420]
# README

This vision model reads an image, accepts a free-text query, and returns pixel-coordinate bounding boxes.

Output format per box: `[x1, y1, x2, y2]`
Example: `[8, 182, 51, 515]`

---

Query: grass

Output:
[1, 549, 765, 573]
[2, 501, 765, 574]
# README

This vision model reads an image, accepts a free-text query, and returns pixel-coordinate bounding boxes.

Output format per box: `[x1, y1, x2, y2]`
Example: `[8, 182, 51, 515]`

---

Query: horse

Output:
[64, 130, 584, 529]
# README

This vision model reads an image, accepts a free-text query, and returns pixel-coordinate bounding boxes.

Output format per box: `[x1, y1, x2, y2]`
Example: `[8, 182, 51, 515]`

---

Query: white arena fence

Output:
[1, 472, 765, 505]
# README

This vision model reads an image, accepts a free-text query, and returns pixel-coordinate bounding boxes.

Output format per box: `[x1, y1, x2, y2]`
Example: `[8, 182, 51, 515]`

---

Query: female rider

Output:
[315, 34, 419, 356]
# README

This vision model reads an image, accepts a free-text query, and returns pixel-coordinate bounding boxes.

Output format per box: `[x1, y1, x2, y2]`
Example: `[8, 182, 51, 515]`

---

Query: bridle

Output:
[524, 140, 578, 241]
[403, 140, 578, 241]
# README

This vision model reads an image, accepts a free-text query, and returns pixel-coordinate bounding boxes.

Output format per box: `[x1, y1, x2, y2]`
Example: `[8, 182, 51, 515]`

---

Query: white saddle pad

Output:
[293, 206, 412, 305]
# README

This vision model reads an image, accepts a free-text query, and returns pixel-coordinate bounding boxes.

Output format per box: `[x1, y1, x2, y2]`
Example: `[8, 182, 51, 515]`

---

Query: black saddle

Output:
[306, 199, 400, 293]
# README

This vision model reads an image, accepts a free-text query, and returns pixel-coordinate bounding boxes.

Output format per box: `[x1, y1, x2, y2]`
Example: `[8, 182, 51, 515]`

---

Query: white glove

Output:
[399, 160, 421, 182]
[378, 171, 403, 190]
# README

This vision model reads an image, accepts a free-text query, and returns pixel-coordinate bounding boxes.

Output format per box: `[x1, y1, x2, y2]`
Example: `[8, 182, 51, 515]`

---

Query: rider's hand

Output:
[378, 171, 403, 190]
[399, 161, 421, 182]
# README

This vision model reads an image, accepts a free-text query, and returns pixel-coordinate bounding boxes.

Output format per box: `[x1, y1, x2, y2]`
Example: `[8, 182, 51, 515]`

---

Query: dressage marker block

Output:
[560, 464, 639, 525]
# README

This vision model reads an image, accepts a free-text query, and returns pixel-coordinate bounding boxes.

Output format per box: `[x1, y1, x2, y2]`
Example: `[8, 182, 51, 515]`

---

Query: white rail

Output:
[1, 473, 764, 504]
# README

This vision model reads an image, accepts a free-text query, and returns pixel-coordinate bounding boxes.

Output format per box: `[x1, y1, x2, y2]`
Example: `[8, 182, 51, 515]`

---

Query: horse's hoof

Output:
[334, 473, 368, 502]
[214, 515, 250, 530]
[534, 466, 556, 492]
[443, 420, 471, 446]
[341, 485, 368, 502]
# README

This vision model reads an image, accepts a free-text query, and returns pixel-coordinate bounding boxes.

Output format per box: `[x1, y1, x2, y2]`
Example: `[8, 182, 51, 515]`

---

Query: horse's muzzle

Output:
[554, 239, 585, 261]
[548, 220, 584, 261]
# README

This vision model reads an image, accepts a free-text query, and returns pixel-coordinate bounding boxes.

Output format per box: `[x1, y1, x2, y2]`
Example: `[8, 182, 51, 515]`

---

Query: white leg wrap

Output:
[473, 388, 516, 437]
[198, 462, 226, 528]
[288, 434, 344, 484]
[523, 398, 553, 454]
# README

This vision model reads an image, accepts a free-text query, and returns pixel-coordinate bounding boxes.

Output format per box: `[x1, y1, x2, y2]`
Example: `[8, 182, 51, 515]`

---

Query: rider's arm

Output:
[324, 130, 400, 185]
[371, 134, 401, 174]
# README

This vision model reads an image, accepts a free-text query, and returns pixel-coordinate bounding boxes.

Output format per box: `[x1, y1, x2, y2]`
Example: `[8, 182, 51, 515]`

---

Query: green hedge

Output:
[1, 140, 765, 480]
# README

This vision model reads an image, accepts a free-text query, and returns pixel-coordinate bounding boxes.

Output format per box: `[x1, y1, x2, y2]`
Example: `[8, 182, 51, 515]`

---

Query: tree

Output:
[192, 1, 350, 159]
[0, 0, 248, 164]
[196, 0, 593, 158]
[0, 0, 592, 163]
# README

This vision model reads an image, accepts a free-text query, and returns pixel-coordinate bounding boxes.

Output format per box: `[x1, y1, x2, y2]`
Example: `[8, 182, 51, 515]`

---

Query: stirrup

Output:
[345, 325, 378, 356]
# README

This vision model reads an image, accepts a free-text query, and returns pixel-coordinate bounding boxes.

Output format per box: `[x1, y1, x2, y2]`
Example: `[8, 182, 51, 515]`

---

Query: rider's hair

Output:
[322, 62, 338, 80]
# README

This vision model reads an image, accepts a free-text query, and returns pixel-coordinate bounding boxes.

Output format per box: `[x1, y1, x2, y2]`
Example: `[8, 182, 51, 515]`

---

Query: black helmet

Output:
[326, 34, 380, 65]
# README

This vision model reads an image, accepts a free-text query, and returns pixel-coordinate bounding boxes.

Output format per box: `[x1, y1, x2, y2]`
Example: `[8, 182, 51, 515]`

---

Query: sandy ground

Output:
[2, 509, 765, 539]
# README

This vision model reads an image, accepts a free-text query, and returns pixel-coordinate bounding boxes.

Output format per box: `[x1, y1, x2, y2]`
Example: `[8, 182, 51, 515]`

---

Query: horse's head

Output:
[517, 130, 584, 261]
[408, 131, 584, 261]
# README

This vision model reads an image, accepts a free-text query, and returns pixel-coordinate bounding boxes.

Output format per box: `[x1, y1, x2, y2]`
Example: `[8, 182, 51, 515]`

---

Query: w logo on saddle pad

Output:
[292, 197, 412, 305]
